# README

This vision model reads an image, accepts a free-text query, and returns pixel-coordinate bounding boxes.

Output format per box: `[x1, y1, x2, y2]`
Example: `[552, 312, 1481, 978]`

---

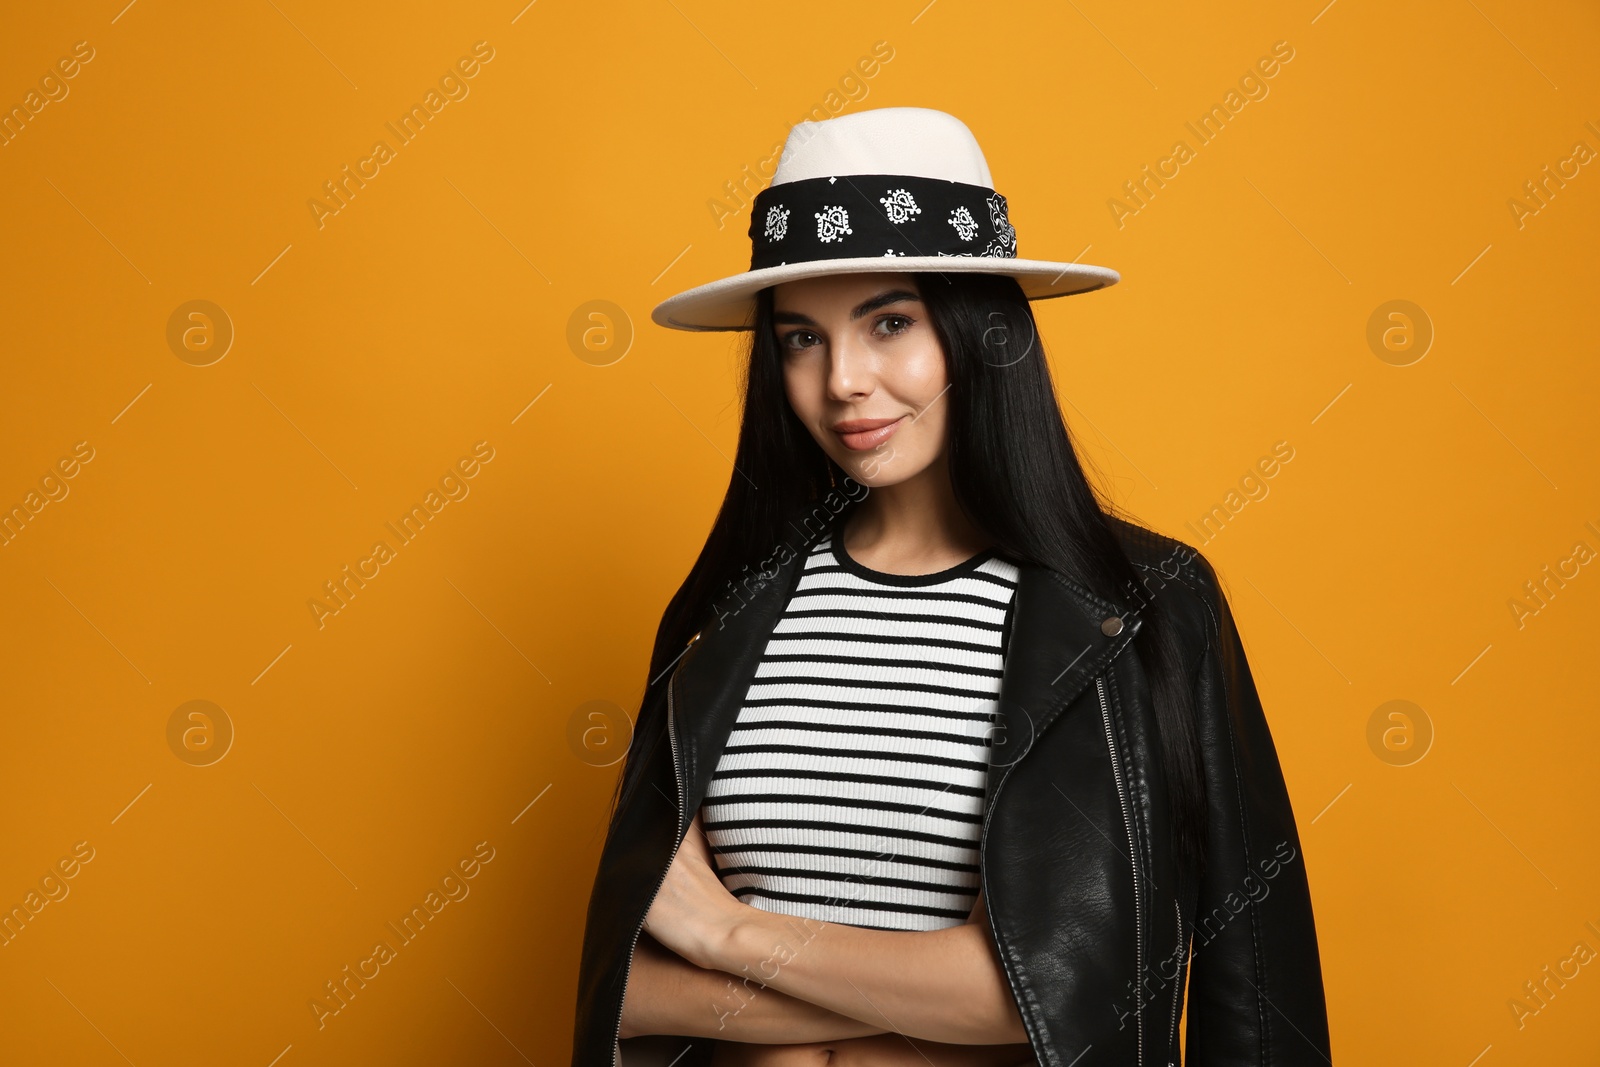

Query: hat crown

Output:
[770, 106, 996, 189]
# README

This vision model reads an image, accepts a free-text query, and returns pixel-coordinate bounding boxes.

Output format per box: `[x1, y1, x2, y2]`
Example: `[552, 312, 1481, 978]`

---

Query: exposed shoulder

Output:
[1101, 512, 1222, 656]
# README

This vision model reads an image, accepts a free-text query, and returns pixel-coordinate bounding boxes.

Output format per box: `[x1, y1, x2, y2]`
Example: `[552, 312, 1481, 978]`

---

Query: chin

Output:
[836, 452, 928, 487]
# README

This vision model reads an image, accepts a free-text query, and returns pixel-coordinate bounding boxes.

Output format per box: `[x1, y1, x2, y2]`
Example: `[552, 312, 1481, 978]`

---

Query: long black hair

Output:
[606, 271, 1208, 884]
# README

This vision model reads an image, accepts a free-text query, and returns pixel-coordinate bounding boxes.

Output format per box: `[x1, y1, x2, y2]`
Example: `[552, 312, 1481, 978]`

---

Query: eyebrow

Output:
[772, 288, 923, 327]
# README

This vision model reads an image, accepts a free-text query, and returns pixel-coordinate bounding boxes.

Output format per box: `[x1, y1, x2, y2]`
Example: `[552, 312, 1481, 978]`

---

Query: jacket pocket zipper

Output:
[612, 632, 699, 1067]
[1098, 672, 1142, 1067]
[1167, 898, 1183, 1066]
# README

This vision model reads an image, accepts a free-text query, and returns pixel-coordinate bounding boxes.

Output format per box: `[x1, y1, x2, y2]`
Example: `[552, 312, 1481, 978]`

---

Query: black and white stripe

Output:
[700, 523, 1020, 932]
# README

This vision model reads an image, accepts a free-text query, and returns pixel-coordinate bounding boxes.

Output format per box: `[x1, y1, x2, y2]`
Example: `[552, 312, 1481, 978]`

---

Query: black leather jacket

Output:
[572, 519, 1332, 1066]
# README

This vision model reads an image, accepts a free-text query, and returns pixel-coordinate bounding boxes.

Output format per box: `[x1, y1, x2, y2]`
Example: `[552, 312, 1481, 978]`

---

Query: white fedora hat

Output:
[651, 106, 1119, 332]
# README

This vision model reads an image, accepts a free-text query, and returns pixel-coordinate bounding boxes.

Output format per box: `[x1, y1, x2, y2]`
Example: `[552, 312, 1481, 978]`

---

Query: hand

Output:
[642, 811, 748, 970]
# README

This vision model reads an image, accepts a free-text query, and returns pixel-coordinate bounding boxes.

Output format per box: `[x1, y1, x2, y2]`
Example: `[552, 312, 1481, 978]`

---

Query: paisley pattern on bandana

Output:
[986, 193, 1016, 256]
[814, 205, 852, 243]
[763, 204, 790, 242]
[948, 205, 979, 242]
[878, 188, 921, 225]
[746, 173, 1020, 270]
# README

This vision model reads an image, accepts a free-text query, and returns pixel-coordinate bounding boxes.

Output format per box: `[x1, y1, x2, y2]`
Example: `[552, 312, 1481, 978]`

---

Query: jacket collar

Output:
[668, 535, 1144, 831]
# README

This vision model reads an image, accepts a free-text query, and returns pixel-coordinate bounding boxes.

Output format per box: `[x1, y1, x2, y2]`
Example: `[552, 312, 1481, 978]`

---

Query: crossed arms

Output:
[619, 811, 1033, 1058]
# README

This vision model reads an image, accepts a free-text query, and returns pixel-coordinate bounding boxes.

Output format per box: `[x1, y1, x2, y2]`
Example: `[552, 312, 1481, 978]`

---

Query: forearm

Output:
[704, 909, 1027, 1045]
[621, 932, 889, 1042]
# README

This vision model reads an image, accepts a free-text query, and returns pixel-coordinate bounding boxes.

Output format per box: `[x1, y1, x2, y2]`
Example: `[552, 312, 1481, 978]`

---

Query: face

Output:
[770, 272, 950, 487]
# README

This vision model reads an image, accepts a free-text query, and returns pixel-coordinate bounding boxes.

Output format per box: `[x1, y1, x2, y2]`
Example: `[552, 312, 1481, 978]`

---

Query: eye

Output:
[875, 313, 915, 337]
[779, 328, 821, 353]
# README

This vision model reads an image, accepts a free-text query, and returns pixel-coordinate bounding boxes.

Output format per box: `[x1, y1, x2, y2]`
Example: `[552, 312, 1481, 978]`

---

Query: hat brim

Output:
[650, 257, 1119, 332]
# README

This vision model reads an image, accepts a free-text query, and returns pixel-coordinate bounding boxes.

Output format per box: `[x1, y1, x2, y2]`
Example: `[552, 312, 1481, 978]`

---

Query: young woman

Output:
[571, 108, 1331, 1067]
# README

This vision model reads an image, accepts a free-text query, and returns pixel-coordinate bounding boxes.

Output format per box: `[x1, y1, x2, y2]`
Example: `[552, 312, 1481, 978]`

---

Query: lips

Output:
[831, 416, 906, 451]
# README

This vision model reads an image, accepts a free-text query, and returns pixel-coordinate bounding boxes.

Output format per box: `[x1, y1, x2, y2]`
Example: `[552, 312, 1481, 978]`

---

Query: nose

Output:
[825, 328, 874, 400]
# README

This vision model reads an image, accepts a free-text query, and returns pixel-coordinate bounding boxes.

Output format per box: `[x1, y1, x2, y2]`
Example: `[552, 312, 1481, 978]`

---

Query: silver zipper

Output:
[976, 716, 1037, 1060]
[611, 632, 699, 1067]
[1098, 673, 1142, 1067]
[1167, 898, 1183, 1065]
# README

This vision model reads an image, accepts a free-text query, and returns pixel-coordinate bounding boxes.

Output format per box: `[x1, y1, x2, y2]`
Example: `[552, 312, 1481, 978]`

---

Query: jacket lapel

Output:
[667, 541, 1144, 833]
[983, 559, 1143, 814]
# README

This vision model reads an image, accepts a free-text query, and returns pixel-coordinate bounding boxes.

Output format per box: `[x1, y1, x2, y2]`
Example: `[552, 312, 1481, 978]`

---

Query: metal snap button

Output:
[1100, 616, 1124, 636]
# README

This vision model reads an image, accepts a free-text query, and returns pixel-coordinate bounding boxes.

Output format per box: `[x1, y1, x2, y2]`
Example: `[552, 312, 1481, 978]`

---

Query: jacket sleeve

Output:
[1182, 553, 1333, 1065]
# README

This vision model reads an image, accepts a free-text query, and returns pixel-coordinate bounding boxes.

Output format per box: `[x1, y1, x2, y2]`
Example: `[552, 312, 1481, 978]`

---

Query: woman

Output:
[571, 107, 1331, 1066]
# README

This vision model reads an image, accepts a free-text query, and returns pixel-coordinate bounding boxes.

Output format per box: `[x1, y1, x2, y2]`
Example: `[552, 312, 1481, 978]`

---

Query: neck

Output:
[842, 454, 992, 573]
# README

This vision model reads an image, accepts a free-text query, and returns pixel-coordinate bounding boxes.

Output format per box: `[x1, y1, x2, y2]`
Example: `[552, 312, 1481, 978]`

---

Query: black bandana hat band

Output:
[747, 173, 1019, 270]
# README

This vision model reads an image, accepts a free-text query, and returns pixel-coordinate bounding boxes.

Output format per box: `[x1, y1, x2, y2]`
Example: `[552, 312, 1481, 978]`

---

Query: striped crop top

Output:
[698, 519, 1021, 932]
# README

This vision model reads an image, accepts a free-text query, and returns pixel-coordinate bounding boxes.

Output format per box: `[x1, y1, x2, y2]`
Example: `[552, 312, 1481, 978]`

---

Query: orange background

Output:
[2, 1, 1597, 1064]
